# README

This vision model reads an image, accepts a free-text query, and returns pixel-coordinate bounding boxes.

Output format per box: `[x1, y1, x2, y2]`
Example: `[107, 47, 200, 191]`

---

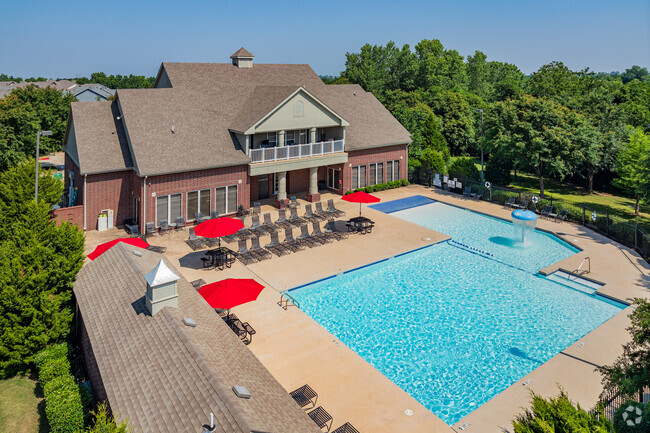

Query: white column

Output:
[245, 134, 251, 154]
[278, 171, 287, 201]
[309, 167, 318, 195]
[310, 127, 317, 143]
[278, 130, 285, 147]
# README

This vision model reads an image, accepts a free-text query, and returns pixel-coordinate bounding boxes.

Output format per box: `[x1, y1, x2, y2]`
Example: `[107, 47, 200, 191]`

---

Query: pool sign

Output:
[531, 195, 539, 204]
[591, 211, 597, 222]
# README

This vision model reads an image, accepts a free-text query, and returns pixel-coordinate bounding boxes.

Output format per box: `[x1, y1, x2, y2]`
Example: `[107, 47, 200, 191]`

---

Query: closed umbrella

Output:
[341, 191, 381, 216]
[87, 237, 149, 260]
[194, 216, 244, 247]
[198, 278, 264, 310]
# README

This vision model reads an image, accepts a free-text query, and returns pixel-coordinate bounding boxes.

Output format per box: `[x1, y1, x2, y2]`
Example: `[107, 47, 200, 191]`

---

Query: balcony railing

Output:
[249, 140, 344, 164]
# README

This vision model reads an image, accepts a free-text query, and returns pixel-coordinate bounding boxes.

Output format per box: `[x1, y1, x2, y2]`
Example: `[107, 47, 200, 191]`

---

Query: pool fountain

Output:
[511, 209, 538, 244]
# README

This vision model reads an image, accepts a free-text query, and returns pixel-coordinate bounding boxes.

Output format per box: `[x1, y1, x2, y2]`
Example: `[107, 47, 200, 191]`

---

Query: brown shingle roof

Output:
[230, 47, 254, 58]
[74, 243, 321, 433]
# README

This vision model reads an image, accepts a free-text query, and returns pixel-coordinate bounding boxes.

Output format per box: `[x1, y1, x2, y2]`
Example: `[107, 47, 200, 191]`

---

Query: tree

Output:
[422, 114, 450, 162]
[467, 51, 489, 100]
[382, 90, 435, 159]
[484, 95, 579, 198]
[527, 61, 580, 106]
[484, 150, 513, 185]
[427, 90, 476, 156]
[419, 148, 446, 185]
[620, 66, 650, 84]
[75, 72, 154, 89]
[613, 128, 650, 215]
[448, 157, 480, 181]
[599, 298, 650, 401]
[0, 161, 85, 377]
[512, 390, 612, 433]
[415, 39, 467, 91]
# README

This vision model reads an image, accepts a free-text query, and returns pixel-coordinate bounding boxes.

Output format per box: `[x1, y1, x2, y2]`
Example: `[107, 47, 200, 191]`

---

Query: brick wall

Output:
[343, 144, 407, 192]
[85, 171, 133, 231]
[64, 153, 83, 205]
[51, 205, 83, 228]
[79, 314, 108, 404]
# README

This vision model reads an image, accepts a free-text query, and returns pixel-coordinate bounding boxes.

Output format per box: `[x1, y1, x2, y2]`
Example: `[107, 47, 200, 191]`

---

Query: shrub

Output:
[490, 189, 518, 205]
[38, 356, 71, 388]
[34, 343, 68, 371]
[484, 152, 513, 185]
[84, 403, 133, 433]
[44, 374, 85, 433]
[614, 401, 650, 433]
[448, 157, 480, 181]
[401, 179, 410, 186]
[419, 148, 446, 181]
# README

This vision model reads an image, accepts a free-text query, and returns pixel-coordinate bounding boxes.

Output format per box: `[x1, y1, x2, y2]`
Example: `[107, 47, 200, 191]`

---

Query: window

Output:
[267, 132, 277, 147]
[215, 185, 238, 215]
[187, 189, 211, 220]
[156, 193, 182, 226]
[285, 130, 295, 146]
[386, 160, 400, 182]
[327, 168, 340, 189]
[293, 100, 304, 117]
[298, 129, 308, 144]
[369, 163, 384, 186]
[351, 165, 367, 190]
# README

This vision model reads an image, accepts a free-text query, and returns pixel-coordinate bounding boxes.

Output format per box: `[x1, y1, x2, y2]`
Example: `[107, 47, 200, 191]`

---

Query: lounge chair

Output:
[332, 423, 360, 433]
[236, 239, 258, 264]
[324, 219, 350, 240]
[308, 407, 333, 432]
[175, 216, 185, 231]
[288, 206, 306, 227]
[314, 201, 330, 220]
[326, 199, 345, 218]
[311, 221, 334, 243]
[250, 213, 268, 236]
[185, 227, 206, 251]
[265, 231, 291, 256]
[194, 212, 205, 224]
[159, 219, 170, 235]
[555, 209, 568, 222]
[282, 227, 306, 252]
[261, 212, 280, 232]
[463, 186, 472, 197]
[127, 223, 143, 238]
[289, 196, 300, 208]
[250, 236, 272, 260]
[252, 201, 261, 215]
[202, 237, 220, 248]
[514, 199, 529, 210]
[297, 224, 323, 247]
[473, 190, 483, 200]
[504, 197, 516, 208]
[146, 245, 167, 254]
[275, 209, 294, 228]
[541, 205, 553, 218]
[290, 384, 318, 410]
[303, 204, 321, 222]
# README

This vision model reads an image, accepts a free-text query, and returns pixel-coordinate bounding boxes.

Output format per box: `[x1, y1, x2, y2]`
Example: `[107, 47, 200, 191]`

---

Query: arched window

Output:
[293, 100, 304, 117]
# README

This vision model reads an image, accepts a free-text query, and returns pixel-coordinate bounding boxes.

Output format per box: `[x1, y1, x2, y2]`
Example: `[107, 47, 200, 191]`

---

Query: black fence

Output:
[590, 386, 650, 421]
[436, 178, 650, 264]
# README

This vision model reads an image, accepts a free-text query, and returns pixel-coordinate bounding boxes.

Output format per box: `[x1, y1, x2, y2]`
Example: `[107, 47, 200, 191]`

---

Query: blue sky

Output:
[1, 0, 648, 79]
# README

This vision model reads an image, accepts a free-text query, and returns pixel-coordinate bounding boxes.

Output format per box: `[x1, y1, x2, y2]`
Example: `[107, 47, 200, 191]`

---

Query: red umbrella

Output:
[341, 191, 381, 216]
[194, 217, 244, 247]
[87, 237, 149, 260]
[198, 278, 264, 310]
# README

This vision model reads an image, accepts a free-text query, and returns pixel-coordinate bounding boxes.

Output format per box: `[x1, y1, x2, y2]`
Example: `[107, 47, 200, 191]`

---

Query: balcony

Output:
[249, 140, 344, 164]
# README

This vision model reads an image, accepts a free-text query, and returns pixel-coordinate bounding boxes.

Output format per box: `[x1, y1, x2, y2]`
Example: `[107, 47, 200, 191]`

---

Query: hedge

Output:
[38, 356, 71, 388]
[345, 179, 409, 194]
[43, 375, 85, 433]
[34, 343, 68, 371]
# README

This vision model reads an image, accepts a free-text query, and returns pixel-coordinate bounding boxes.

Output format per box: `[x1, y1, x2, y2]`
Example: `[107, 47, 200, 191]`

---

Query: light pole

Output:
[475, 109, 484, 182]
[35, 130, 53, 202]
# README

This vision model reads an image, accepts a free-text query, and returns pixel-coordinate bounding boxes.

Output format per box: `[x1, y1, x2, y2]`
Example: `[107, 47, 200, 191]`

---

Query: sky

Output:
[1, 0, 648, 79]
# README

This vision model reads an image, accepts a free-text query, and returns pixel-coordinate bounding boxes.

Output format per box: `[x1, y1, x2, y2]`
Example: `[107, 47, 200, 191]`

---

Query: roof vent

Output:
[230, 47, 254, 69]
[232, 385, 251, 399]
[182, 317, 196, 327]
[133, 250, 143, 257]
[144, 259, 180, 315]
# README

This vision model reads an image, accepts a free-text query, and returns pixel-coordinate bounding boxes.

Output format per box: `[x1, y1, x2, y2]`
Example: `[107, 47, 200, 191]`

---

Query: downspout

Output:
[83, 174, 87, 230]
[143, 176, 148, 227]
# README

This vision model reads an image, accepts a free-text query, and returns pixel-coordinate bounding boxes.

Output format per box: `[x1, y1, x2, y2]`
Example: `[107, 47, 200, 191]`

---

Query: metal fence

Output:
[441, 179, 650, 264]
[590, 386, 650, 421]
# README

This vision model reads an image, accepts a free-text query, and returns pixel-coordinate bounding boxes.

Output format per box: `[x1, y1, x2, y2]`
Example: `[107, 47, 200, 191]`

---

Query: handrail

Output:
[577, 256, 591, 274]
[277, 292, 300, 310]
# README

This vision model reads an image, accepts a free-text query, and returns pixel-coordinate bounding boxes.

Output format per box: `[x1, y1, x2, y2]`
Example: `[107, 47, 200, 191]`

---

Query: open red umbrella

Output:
[87, 237, 149, 260]
[198, 278, 264, 310]
[341, 191, 381, 216]
[194, 217, 244, 247]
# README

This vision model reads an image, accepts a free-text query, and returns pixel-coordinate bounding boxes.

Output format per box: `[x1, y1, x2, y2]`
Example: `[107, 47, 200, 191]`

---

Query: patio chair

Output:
[541, 205, 553, 218]
[194, 212, 206, 224]
[275, 209, 293, 228]
[504, 197, 516, 208]
[326, 199, 345, 218]
[211, 210, 219, 219]
[185, 227, 206, 251]
[473, 190, 483, 200]
[324, 219, 350, 240]
[159, 219, 170, 235]
[250, 213, 268, 236]
[282, 227, 306, 252]
[314, 201, 330, 219]
[175, 216, 185, 231]
[202, 237, 220, 248]
[555, 209, 568, 222]
[250, 236, 272, 261]
[311, 221, 334, 243]
[297, 224, 323, 247]
[303, 204, 321, 222]
[463, 186, 472, 197]
[288, 206, 306, 226]
[146, 245, 167, 254]
[145, 221, 156, 238]
[308, 407, 333, 432]
[252, 201, 261, 215]
[513, 199, 528, 210]
[262, 212, 280, 232]
[290, 384, 318, 410]
[332, 423, 360, 433]
[236, 239, 258, 264]
[190, 278, 206, 291]
[127, 223, 143, 239]
[265, 231, 291, 256]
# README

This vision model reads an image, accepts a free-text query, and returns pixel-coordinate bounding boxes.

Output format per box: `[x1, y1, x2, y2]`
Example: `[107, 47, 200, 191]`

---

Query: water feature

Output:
[511, 209, 538, 244]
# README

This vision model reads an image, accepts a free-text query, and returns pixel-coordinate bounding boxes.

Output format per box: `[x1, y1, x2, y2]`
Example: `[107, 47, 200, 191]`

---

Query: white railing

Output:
[249, 140, 344, 164]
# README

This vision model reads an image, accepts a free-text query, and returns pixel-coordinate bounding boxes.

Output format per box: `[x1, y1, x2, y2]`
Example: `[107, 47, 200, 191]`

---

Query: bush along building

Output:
[63, 48, 410, 231]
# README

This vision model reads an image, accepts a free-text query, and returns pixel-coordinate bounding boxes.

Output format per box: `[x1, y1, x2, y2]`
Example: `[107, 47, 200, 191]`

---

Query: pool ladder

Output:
[577, 256, 591, 274]
[278, 292, 301, 310]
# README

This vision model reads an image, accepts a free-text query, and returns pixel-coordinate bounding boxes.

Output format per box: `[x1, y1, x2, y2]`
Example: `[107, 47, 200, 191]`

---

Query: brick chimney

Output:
[144, 259, 180, 315]
[230, 47, 254, 68]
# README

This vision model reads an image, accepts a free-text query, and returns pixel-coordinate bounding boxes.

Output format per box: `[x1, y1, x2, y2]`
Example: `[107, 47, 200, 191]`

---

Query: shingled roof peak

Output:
[144, 259, 180, 287]
[230, 47, 254, 58]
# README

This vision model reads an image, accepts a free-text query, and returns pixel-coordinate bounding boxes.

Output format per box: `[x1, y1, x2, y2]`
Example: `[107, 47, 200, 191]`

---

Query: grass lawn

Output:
[0, 375, 48, 433]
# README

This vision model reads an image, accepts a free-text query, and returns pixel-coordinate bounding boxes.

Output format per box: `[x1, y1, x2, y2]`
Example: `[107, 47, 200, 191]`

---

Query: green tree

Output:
[75, 72, 155, 89]
[512, 390, 612, 433]
[448, 157, 480, 181]
[427, 90, 476, 156]
[467, 50, 489, 100]
[0, 161, 85, 376]
[613, 128, 650, 215]
[486, 61, 526, 101]
[620, 65, 650, 84]
[422, 114, 450, 162]
[419, 148, 446, 185]
[382, 90, 435, 159]
[484, 150, 513, 185]
[527, 61, 580, 106]
[599, 298, 650, 401]
[415, 39, 467, 91]
[84, 404, 133, 433]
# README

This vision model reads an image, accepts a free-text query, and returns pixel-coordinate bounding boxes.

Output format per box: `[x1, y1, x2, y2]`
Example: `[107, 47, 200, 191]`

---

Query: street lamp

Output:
[475, 109, 484, 182]
[35, 130, 53, 202]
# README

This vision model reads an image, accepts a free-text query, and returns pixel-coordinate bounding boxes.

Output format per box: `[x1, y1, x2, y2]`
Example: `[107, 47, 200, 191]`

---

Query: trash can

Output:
[97, 212, 108, 232]
[318, 180, 326, 191]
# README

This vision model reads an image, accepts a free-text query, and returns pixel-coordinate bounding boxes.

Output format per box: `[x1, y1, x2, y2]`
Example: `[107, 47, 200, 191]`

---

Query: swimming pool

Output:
[290, 199, 623, 425]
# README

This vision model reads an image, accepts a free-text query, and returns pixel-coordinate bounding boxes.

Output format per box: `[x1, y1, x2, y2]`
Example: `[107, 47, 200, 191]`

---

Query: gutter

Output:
[143, 176, 148, 227]
[83, 174, 87, 230]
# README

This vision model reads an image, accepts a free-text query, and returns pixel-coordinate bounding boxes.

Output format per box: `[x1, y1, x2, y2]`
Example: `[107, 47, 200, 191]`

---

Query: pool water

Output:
[290, 200, 623, 425]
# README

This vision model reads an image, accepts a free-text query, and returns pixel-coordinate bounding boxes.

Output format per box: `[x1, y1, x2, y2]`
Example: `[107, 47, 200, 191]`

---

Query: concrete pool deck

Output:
[83, 185, 649, 433]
